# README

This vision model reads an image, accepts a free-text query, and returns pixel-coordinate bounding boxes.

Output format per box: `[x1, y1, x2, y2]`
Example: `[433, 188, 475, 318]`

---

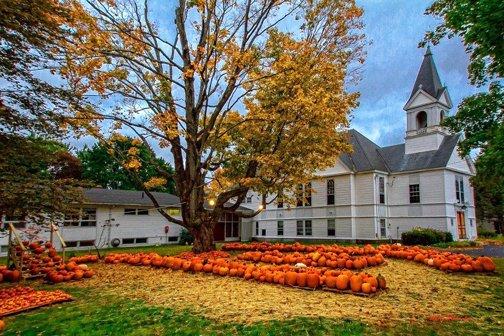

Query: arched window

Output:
[416, 111, 427, 129]
[440, 110, 445, 123]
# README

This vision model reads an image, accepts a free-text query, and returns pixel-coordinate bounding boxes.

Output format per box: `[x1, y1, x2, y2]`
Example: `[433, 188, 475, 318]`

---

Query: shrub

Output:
[478, 228, 497, 238]
[401, 227, 453, 246]
[179, 229, 194, 245]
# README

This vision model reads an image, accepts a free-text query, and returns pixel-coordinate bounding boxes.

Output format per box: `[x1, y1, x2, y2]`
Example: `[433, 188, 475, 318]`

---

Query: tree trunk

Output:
[190, 221, 216, 252]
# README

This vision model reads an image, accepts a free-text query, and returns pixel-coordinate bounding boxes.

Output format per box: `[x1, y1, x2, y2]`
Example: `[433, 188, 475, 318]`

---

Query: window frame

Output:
[455, 176, 465, 204]
[379, 219, 387, 238]
[327, 219, 336, 236]
[327, 179, 335, 205]
[296, 220, 304, 236]
[277, 220, 284, 236]
[379, 177, 385, 204]
[409, 184, 420, 203]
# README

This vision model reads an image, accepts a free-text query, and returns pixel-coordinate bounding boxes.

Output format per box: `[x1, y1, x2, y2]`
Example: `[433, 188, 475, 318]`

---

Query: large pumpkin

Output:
[296, 273, 307, 287]
[478, 257, 496, 272]
[306, 273, 319, 288]
[325, 276, 338, 289]
[350, 275, 362, 292]
[336, 274, 349, 290]
[285, 272, 297, 286]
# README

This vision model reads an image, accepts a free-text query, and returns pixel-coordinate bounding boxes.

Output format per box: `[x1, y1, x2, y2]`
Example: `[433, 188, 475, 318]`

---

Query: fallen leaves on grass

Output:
[66, 259, 503, 328]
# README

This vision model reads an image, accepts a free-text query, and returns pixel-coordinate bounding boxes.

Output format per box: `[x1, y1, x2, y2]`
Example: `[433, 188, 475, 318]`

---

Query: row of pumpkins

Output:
[236, 250, 386, 269]
[223, 242, 496, 273]
[223, 242, 377, 255]
[376, 244, 496, 272]
[103, 252, 387, 294]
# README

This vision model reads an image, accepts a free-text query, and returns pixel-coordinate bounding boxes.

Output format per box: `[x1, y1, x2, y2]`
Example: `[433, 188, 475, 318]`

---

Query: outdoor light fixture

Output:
[258, 204, 264, 211]
[208, 199, 215, 206]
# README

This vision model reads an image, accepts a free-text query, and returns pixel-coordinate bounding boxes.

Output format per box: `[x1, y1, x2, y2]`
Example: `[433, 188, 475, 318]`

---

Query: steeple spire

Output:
[409, 47, 443, 100]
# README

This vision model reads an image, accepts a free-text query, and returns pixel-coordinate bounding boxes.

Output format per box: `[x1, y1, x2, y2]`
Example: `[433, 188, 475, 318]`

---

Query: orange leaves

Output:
[144, 177, 167, 190]
[151, 111, 180, 139]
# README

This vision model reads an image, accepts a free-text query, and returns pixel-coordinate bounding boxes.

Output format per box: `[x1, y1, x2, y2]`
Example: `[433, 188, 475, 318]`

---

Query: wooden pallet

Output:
[0, 297, 73, 317]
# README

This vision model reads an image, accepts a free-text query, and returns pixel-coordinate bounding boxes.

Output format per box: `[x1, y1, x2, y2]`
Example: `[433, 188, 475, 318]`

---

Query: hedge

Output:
[401, 227, 453, 246]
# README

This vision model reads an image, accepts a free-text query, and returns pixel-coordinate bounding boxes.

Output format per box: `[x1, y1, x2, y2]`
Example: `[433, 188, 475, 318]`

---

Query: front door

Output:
[456, 211, 466, 239]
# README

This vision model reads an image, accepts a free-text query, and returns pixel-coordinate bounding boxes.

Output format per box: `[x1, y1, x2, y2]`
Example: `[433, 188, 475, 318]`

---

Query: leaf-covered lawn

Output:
[2, 246, 503, 336]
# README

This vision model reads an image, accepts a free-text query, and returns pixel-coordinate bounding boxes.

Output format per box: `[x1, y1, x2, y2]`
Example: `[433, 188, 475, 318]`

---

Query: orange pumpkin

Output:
[478, 257, 496, 272]
[336, 274, 349, 290]
[345, 260, 353, 269]
[460, 264, 473, 272]
[0, 319, 5, 331]
[194, 263, 204, 272]
[361, 282, 372, 294]
[325, 276, 338, 289]
[306, 273, 319, 288]
[365, 276, 378, 289]
[350, 275, 362, 292]
[285, 272, 297, 286]
[296, 272, 307, 287]
[203, 264, 213, 273]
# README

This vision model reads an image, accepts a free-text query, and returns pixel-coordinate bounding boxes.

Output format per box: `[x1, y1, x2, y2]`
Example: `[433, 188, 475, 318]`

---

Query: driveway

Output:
[447, 245, 504, 258]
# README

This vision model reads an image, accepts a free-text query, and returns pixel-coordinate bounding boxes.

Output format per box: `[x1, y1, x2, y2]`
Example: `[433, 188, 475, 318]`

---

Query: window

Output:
[470, 219, 474, 227]
[409, 184, 420, 203]
[255, 222, 259, 236]
[64, 208, 96, 227]
[327, 179, 335, 205]
[440, 110, 445, 122]
[122, 238, 135, 244]
[167, 208, 181, 216]
[135, 238, 148, 244]
[79, 240, 95, 247]
[122, 238, 148, 244]
[4, 214, 26, 229]
[1, 245, 8, 253]
[277, 221, 284, 236]
[66, 241, 78, 247]
[296, 185, 304, 207]
[168, 236, 178, 242]
[296, 220, 304, 236]
[125, 208, 149, 215]
[246, 195, 253, 203]
[380, 219, 387, 238]
[327, 219, 336, 236]
[124, 208, 137, 215]
[305, 220, 312, 236]
[455, 176, 465, 203]
[296, 183, 312, 207]
[297, 220, 312, 236]
[261, 229, 266, 236]
[416, 111, 427, 129]
[379, 177, 385, 204]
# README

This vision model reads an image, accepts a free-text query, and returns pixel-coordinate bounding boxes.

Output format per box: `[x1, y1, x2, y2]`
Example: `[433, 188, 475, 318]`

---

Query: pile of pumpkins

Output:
[68, 255, 99, 264]
[45, 261, 95, 283]
[377, 244, 496, 273]
[236, 250, 386, 270]
[0, 267, 21, 283]
[11, 241, 63, 277]
[103, 252, 387, 295]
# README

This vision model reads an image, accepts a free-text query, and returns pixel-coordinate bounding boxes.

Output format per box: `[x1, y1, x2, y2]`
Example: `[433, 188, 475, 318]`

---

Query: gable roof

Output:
[409, 47, 445, 100]
[84, 188, 180, 207]
[339, 130, 460, 174]
[83, 188, 253, 212]
[378, 134, 460, 173]
[339, 129, 389, 172]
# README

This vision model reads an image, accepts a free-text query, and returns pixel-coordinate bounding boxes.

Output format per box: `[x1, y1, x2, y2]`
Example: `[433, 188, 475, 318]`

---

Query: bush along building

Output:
[241, 47, 476, 242]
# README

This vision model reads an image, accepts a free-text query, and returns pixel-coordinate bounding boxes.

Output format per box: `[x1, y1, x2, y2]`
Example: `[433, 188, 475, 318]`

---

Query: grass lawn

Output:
[2, 245, 503, 336]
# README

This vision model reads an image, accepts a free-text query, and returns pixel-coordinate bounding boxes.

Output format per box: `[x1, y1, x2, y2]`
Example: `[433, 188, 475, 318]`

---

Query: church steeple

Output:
[403, 47, 453, 155]
[409, 46, 444, 100]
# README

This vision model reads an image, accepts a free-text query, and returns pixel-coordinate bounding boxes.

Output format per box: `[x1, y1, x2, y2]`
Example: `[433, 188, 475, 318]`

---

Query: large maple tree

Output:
[61, 0, 366, 251]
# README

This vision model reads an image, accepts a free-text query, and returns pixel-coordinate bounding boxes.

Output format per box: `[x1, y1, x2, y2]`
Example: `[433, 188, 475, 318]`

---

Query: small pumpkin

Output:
[285, 272, 297, 286]
[361, 282, 372, 294]
[325, 276, 338, 289]
[306, 273, 319, 289]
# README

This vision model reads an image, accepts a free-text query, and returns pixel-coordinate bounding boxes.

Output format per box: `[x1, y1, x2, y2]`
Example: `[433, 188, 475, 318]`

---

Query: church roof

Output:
[409, 46, 445, 100]
[340, 130, 460, 173]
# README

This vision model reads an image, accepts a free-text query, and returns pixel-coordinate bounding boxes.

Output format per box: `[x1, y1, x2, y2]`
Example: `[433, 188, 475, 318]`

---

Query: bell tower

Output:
[403, 47, 453, 154]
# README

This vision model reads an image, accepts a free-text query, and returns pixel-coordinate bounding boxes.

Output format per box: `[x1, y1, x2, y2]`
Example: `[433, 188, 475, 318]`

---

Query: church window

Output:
[379, 177, 385, 204]
[296, 183, 312, 207]
[416, 111, 427, 129]
[327, 179, 335, 205]
[455, 176, 465, 203]
[409, 184, 420, 203]
[440, 110, 445, 123]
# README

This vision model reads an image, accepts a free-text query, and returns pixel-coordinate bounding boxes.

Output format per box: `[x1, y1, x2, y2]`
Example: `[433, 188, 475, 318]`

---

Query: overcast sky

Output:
[353, 0, 482, 146]
[68, 0, 483, 157]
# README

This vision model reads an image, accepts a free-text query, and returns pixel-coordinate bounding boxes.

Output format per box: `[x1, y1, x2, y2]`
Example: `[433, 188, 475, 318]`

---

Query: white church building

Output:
[0, 48, 476, 254]
[242, 47, 476, 242]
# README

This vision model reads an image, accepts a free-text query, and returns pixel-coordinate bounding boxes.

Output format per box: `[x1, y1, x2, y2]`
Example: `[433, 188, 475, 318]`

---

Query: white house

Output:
[241, 47, 476, 242]
[1, 188, 251, 255]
